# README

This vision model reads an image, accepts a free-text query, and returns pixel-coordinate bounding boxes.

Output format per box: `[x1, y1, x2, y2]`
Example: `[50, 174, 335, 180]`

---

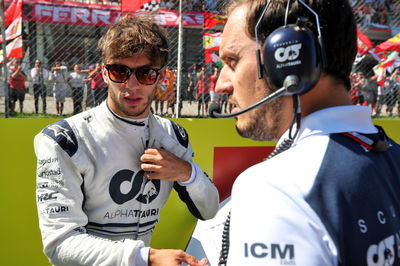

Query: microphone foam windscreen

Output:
[208, 102, 221, 118]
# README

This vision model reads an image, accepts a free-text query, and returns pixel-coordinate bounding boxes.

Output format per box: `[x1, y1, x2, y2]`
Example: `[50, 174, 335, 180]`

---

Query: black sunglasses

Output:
[105, 64, 162, 85]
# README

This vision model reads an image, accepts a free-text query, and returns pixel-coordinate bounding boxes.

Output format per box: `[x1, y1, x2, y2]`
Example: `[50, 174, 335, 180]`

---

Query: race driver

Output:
[34, 15, 218, 266]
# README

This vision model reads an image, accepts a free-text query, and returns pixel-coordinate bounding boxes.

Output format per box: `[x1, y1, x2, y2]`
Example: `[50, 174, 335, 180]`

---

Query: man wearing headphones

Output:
[213, 0, 400, 265]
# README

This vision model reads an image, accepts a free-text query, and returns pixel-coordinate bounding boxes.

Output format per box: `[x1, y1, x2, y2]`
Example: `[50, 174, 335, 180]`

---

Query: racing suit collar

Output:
[105, 101, 148, 127]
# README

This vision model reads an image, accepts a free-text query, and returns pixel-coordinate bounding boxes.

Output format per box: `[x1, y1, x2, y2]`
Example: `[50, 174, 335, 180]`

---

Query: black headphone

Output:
[256, 0, 327, 95]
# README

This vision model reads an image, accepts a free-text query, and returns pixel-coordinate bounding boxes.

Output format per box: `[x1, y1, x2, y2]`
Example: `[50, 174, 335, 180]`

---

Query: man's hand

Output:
[140, 148, 192, 182]
[148, 248, 207, 266]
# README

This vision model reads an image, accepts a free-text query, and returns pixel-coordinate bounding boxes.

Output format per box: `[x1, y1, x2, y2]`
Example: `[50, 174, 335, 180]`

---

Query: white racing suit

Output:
[34, 102, 219, 265]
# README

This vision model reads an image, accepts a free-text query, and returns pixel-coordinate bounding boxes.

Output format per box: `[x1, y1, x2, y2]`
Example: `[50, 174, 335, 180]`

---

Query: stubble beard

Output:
[235, 96, 283, 141]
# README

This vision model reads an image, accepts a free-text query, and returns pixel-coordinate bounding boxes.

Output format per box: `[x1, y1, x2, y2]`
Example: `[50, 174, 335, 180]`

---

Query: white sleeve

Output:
[186, 198, 231, 266]
[34, 133, 148, 266]
[227, 171, 337, 266]
[157, 120, 219, 221]
[48, 72, 54, 81]
[43, 69, 50, 80]
[173, 140, 219, 221]
[30, 68, 35, 79]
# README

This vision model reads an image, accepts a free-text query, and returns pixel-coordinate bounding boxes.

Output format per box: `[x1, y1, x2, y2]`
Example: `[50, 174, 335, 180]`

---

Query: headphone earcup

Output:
[263, 25, 321, 95]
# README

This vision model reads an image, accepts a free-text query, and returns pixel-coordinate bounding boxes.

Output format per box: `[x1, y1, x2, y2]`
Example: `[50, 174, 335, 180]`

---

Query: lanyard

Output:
[341, 130, 390, 153]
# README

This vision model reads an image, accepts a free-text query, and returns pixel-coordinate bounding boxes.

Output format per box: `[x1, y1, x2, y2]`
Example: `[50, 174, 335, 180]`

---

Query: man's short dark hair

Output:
[225, 0, 357, 90]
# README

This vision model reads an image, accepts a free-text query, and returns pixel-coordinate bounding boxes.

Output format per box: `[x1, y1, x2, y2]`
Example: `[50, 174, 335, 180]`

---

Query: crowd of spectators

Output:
[352, 0, 398, 27]
[350, 68, 400, 116]
[6, 58, 231, 117]
[150, 63, 230, 117]
[7, 59, 400, 118]
[6, 59, 107, 116]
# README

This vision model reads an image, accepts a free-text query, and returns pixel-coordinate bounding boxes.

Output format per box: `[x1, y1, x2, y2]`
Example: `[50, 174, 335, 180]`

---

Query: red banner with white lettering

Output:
[20, 0, 207, 28]
[121, 0, 152, 12]
[22, 0, 121, 26]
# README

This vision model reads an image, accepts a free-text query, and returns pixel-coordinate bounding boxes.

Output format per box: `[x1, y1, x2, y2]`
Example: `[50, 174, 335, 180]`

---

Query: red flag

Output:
[204, 49, 223, 68]
[379, 51, 399, 69]
[204, 12, 226, 29]
[121, 0, 158, 12]
[357, 28, 373, 55]
[0, 36, 23, 64]
[4, 0, 22, 27]
[203, 32, 222, 51]
[0, 16, 22, 43]
[204, 49, 213, 63]
[375, 33, 400, 53]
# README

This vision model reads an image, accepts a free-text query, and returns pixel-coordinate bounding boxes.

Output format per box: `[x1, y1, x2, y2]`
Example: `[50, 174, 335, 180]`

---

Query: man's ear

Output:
[101, 64, 109, 84]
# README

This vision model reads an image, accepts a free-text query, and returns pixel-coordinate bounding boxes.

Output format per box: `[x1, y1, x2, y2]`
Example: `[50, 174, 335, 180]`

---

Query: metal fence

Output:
[1, 0, 399, 118]
[352, 0, 400, 117]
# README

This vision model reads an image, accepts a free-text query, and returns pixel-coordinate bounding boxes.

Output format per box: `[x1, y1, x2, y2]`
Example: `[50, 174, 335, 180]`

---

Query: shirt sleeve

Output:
[227, 169, 337, 266]
[48, 72, 54, 81]
[173, 141, 219, 221]
[43, 69, 50, 80]
[30, 68, 35, 79]
[186, 199, 231, 265]
[34, 133, 148, 266]
[160, 120, 219, 221]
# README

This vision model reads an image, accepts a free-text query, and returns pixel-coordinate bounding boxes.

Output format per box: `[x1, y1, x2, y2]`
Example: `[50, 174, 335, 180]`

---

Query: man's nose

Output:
[215, 66, 233, 94]
[125, 72, 141, 90]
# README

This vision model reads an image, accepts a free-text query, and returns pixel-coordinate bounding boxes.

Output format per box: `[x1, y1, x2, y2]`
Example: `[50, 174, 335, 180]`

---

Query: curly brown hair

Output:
[224, 0, 357, 90]
[98, 15, 169, 66]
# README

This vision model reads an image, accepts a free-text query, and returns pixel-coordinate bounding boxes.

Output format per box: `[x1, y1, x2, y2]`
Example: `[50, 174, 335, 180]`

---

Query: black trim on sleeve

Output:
[170, 121, 189, 148]
[173, 182, 204, 220]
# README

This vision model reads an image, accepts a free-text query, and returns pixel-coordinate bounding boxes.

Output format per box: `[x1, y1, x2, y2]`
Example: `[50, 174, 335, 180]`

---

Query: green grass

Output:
[372, 115, 400, 120]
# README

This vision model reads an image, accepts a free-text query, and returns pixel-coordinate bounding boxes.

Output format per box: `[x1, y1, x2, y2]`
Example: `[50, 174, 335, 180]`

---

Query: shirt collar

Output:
[280, 105, 378, 145]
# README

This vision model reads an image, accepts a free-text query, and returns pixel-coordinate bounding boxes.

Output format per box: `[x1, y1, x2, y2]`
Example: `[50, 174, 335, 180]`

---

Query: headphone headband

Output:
[255, 0, 327, 95]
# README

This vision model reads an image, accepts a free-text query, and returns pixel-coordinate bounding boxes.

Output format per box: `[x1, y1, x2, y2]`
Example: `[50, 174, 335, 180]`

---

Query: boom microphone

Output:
[208, 102, 223, 118]
[209, 75, 299, 118]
